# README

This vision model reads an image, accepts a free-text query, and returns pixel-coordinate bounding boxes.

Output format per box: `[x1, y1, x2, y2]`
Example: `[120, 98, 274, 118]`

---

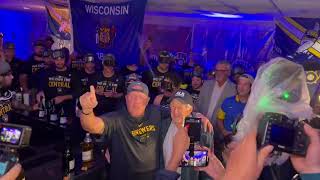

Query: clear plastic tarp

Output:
[233, 57, 314, 165]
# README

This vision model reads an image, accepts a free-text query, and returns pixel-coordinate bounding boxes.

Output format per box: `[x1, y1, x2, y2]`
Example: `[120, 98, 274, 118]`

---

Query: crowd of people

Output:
[0, 34, 319, 180]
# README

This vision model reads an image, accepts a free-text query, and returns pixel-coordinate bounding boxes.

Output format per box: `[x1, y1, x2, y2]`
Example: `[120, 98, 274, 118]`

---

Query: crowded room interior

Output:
[0, 0, 320, 180]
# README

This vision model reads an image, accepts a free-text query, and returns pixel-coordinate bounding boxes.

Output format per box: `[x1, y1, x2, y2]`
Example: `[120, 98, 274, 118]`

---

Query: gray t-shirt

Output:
[99, 105, 162, 180]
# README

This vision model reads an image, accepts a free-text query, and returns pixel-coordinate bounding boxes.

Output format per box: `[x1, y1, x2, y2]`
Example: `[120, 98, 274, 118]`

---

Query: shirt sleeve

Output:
[155, 169, 180, 180]
[98, 112, 118, 138]
[217, 108, 226, 121]
[217, 100, 227, 120]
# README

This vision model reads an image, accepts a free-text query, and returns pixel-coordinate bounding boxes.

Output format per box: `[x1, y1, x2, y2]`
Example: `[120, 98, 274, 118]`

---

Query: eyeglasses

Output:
[215, 69, 230, 72]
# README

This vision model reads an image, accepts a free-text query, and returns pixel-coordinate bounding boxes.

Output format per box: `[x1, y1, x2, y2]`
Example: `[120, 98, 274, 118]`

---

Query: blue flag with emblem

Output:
[70, 0, 147, 66]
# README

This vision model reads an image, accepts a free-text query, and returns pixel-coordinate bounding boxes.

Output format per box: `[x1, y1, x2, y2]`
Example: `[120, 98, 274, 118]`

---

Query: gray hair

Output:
[215, 60, 231, 69]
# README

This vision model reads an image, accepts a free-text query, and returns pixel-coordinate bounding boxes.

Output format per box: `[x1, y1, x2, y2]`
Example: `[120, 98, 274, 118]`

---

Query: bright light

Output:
[201, 12, 242, 18]
[23, 7, 30, 10]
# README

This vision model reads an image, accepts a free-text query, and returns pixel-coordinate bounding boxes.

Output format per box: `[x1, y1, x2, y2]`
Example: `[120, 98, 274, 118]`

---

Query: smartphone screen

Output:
[184, 117, 201, 142]
[180, 150, 209, 167]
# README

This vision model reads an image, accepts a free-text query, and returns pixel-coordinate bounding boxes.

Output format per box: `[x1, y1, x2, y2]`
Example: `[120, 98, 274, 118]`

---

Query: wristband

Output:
[81, 110, 93, 115]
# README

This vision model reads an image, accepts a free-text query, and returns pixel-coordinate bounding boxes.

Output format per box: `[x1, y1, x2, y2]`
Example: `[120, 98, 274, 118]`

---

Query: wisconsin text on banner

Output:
[70, 0, 148, 66]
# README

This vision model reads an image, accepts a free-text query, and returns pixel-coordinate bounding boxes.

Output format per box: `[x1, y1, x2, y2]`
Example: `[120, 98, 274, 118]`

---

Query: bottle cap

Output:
[84, 133, 92, 143]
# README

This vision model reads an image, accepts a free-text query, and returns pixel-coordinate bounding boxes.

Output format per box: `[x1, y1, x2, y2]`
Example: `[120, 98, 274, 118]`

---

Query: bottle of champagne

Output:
[59, 107, 67, 128]
[81, 133, 94, 171]
[50, 100, 58, 122]
[38, 96, 45, 119]
[62, 136, 75, 179]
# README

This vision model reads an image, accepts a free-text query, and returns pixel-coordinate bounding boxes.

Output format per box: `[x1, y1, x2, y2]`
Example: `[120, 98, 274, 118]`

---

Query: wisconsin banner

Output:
[70, 0, 148, 66]
[274, 17, 320, 98]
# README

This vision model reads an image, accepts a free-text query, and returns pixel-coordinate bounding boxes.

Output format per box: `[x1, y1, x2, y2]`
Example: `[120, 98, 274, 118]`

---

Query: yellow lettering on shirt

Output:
[131, 125, 156, 137]
[0, 104, 12, 117]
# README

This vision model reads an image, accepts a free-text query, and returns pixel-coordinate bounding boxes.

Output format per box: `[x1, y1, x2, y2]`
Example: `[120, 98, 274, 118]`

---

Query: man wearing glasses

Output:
[197, 61, 236, 127]
[197, 60, 236, 160]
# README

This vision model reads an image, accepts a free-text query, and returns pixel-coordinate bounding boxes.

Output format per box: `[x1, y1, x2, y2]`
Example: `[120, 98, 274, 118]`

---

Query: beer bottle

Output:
[81, 133, 94, 171]
[62, 137, 75, 179]
[49, 100, 58, 122]
[59, 107, 67, 128]
[38, 96, 45, 119]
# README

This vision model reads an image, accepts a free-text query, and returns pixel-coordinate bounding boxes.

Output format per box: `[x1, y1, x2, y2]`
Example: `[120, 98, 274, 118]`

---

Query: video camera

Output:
[0, 123, 32, 176]
[258, 112, 309, 156]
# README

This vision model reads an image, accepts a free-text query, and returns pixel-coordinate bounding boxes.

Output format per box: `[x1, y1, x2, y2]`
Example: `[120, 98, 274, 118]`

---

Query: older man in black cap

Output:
[79, 81, 213, 180]
[90, 53, 124, 115]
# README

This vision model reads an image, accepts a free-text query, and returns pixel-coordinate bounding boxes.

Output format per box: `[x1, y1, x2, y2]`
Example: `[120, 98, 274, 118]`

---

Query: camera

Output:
[0, 123, 32, 175]
[0, 123, 32, 148]
[257, 112, 309, 156]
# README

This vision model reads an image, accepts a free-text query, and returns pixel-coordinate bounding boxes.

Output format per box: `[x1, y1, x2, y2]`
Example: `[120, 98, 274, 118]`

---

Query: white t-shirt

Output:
[206, 81, 227, 121]
[163, 122, 182, 175]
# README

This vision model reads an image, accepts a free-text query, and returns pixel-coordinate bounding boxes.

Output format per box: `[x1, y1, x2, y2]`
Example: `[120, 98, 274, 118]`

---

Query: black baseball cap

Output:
[33, 40, 45, 47]
[52, 49, 65, 59]
[159, 51, 172, 64]
[191, 71, 203, 79]
[4, 42, 15, 49]
[171, 90, 194, 107]
[102, 54, 116, 67]
[0, 33, 3, 38]
[84, 53, 95, 63]
[0, 61, 11, 76]
[45, 36, 54, 43]
[43, 50, 52, 57]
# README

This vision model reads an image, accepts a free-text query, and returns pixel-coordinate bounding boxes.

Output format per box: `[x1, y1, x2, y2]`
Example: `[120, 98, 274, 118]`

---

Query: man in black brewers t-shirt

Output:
[80, 82, 163, 180]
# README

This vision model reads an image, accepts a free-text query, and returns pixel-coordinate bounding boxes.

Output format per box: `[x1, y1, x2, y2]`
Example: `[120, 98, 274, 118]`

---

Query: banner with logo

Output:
[70, 0, 148, 66]
[274, 17, 320, 98]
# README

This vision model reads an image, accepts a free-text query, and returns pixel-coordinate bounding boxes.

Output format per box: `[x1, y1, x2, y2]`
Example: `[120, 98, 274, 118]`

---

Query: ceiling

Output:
[0, 0, 320, 18]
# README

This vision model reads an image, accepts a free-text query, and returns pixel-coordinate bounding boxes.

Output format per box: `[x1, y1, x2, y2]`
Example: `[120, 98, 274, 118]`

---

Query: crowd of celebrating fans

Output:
[0, 34, 319, 180]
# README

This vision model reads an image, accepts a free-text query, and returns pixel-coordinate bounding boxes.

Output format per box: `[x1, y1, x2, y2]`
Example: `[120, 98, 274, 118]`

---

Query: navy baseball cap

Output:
[127, 81, 149, 96]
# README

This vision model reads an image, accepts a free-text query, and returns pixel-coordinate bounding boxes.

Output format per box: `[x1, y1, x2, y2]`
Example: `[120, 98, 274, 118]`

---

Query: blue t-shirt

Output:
[217, 96, 246, 132]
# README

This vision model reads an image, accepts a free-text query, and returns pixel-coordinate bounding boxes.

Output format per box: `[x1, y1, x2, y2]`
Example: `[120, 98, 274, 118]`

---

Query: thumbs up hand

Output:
[80, 86, 98, 111]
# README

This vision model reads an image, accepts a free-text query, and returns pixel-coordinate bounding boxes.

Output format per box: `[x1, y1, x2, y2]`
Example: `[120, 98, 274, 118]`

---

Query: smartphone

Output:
[180, 150, 209, 167]
[184, 117, 201, 143]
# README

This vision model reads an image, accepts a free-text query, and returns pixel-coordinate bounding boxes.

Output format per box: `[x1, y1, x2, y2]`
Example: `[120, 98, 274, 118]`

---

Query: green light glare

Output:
[283, 91, 290, 100]
[258, 96, 270, 110]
